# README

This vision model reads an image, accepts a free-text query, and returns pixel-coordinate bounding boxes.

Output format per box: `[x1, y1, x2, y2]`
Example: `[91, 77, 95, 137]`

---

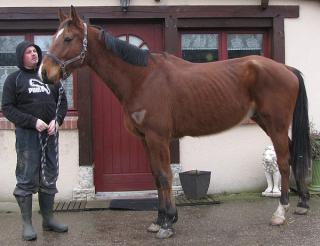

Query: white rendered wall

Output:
[0, 130, 79, 201]
[284, 1, 320, 129]
[180, 125, 271, 194]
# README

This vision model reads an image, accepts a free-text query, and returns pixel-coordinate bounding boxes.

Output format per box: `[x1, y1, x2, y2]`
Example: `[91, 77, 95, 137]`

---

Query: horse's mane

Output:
[99, 29, 150, 67]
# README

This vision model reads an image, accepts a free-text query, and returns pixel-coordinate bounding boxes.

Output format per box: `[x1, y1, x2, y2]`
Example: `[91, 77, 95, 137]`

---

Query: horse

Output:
[40, 6, 311, 239]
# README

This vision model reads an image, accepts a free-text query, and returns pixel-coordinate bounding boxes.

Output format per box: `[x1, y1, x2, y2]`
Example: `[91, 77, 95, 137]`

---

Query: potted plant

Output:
[308, 123, 320, 193]
[179, 170, 211, 199]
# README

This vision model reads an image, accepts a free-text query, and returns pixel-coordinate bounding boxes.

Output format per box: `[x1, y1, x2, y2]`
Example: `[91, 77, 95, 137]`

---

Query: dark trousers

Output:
[14, 127, 58, 197]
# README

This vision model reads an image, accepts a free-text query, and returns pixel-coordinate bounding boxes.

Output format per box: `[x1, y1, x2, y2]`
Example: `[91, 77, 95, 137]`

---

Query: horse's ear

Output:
[58, 8, 68, 23]
[70, 5, 81, 26]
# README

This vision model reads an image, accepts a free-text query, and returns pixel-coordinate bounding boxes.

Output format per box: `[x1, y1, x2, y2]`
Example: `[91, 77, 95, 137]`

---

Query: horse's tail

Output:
[290, 67, 311, 182]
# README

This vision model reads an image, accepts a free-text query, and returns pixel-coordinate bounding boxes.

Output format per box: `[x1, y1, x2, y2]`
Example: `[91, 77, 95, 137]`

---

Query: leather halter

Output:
[46, 23, 88, 80]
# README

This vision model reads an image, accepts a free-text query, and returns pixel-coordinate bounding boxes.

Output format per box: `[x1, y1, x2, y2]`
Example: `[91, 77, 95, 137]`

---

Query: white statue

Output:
[262, 145, 281, 197]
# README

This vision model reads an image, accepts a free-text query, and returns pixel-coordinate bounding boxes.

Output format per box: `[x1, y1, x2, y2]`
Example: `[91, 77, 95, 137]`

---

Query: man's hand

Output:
[36, 119, 48, 132]
[48, 120, 58, 135]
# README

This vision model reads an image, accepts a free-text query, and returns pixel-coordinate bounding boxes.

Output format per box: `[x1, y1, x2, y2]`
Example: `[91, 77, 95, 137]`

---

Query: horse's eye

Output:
[64, 37, 72, 42]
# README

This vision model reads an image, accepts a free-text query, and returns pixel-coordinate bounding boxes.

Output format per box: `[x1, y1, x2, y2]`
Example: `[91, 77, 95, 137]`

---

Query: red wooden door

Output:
[92, 22, 163, 192]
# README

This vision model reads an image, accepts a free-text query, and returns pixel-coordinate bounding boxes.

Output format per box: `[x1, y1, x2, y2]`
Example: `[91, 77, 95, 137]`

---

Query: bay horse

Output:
[40, 6, 311, 239]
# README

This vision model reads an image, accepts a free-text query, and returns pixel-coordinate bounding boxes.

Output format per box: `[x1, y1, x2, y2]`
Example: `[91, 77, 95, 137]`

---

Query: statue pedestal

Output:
[72, 166, 95, 200]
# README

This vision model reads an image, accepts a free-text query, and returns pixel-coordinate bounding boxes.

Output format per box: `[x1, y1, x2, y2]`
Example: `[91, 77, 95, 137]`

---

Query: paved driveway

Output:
[0, 194, 319, 246]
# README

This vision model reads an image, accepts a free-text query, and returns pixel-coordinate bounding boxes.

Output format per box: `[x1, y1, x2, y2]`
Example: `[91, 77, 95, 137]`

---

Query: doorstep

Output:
[53, 195, 220, 212]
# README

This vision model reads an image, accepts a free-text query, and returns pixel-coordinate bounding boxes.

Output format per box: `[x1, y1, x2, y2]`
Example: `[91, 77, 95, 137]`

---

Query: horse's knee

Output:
[154, 171, 171, 189]
[158, 174, 171, 190]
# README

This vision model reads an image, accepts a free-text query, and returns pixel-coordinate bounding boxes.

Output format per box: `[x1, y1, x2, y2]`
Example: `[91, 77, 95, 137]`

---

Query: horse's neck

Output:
[86, 29, 149, 102]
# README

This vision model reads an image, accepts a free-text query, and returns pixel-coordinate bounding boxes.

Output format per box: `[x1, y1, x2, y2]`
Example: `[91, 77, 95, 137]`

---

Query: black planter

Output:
[179, 170, 211, 199]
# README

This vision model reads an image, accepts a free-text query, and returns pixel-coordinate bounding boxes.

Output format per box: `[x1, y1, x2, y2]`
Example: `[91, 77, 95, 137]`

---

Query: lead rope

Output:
[39, 81, 65, 186]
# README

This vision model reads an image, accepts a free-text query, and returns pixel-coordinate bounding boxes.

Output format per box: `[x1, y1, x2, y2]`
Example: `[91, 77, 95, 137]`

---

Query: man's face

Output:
[23, 46, 38, 69]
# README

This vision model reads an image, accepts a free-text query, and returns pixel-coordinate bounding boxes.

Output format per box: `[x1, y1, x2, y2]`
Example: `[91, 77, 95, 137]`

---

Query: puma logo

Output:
[28, 78, 51, 94]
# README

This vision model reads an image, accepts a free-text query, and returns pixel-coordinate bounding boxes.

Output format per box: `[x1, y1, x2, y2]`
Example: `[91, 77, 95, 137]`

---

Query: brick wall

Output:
[0, 116, 78, 130]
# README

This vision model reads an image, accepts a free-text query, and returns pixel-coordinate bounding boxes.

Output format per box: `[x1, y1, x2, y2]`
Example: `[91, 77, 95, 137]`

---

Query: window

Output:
[0, 33, 76, 110]
[181, 31, 269, 62]
[227, 34, 264, 59]
[182, 34, 219, 62]
[0, 35, 24, 105]
[118, 34, 150, 50]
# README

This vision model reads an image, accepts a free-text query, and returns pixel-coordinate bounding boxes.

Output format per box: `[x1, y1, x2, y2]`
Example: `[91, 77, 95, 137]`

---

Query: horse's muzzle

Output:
[41, 69, 54, 85]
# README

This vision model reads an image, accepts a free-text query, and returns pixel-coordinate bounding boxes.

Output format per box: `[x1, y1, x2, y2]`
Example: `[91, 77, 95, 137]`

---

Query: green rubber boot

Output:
[38, 192, 68, 233]
[15, 195, 37, 241]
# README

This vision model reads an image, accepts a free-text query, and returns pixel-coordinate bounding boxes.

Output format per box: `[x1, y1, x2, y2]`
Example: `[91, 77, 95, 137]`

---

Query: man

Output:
[1, 40, 68, 241]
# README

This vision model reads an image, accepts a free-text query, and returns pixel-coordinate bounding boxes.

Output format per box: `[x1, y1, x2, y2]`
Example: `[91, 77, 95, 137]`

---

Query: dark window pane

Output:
[0, 36, 24, 106]
[0, 53, 18, 66]
[0, 66, 19, 106]
[0, 36, 24, 66]
[182, 50, 218, 63]
[228, 49, 262, 59]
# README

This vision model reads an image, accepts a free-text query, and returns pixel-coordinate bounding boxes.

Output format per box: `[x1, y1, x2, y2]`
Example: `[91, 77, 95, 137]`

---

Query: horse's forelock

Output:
[56, 19, 83, 40]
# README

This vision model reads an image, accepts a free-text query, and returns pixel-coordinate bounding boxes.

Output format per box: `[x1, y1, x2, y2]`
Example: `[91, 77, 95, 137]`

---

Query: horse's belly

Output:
[173, 103, 251, 138]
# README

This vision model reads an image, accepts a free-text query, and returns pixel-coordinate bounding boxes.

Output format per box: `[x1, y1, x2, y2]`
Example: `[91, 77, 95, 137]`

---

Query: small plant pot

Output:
[179, 170, 211, 199]
[309, 159, 320, 193]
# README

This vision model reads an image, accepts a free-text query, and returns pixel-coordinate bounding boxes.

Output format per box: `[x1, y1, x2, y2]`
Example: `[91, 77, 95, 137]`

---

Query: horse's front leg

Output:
[144, 131, 178, 239]
[141, 139, 166, 234]
[147, 187, 165, 233]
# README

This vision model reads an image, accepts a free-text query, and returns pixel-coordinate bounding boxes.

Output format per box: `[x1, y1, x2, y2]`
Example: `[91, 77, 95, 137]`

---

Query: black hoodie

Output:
[1, 41, 68, 129]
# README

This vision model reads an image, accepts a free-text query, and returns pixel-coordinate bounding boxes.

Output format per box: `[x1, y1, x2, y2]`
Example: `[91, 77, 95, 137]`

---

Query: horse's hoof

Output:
[294, 207, 308, 215]
[270, 215, 285, 226]
[156, 228, 174, 239]
[147, 223, 161, 233]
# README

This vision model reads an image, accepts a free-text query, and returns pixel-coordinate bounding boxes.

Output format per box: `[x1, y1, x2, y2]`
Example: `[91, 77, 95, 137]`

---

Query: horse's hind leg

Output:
[292, 159, 310, 214]
[269, 131, 291, 225]
[253, 113, 291, 225]
[144, 131, 177, 239]
[254, 113, 310, 216]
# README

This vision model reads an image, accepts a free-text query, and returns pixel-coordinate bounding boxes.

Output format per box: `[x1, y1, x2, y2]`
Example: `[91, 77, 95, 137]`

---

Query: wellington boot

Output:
[39, 192, 68, 232]
[15, 195, 37, 241]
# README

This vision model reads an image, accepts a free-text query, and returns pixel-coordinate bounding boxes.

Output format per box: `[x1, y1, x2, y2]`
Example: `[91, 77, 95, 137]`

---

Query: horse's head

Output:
[40, 6, 87, 84]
